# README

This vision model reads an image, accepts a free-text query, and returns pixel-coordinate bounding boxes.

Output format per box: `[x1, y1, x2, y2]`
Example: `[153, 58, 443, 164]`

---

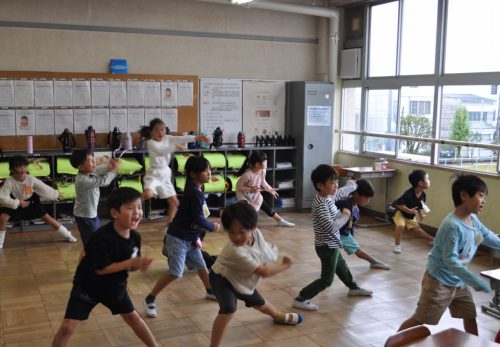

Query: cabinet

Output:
[0, 145, 297, 231]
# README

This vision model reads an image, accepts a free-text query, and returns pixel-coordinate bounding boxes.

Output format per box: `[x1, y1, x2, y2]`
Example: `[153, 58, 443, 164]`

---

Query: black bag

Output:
[386, 204, 397, 219]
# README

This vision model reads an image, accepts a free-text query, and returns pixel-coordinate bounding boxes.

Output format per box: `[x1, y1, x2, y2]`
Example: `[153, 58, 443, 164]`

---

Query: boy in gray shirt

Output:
[70, 149, 118, 245]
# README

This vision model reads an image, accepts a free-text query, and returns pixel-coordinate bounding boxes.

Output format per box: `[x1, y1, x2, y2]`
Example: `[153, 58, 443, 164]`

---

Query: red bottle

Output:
[237, 132, 245, 148]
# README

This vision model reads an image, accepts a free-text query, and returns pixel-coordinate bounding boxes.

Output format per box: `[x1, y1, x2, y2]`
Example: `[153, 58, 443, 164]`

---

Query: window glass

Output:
[365, 89, 398, 155]
[439, 85, 499, 173]
[398, 86, 434, 163]
[400, 0, 437, 75]
[445, 0, 500, 73]
[340, 87, 362, 152]
[369, 2, 398, 77]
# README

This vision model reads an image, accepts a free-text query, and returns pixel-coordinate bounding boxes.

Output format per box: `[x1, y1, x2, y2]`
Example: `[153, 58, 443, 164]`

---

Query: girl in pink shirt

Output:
[235, 151, 294, 227]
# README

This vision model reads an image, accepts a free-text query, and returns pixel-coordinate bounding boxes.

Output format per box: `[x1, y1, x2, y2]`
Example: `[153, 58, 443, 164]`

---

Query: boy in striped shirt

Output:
[292, 165, 373, 311]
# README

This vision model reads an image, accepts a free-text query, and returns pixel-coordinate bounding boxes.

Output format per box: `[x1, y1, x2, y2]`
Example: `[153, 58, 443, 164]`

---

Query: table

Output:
[406, 328, 498, 346]
[343, 166, 397, 227]
[481, 268, 500, 319]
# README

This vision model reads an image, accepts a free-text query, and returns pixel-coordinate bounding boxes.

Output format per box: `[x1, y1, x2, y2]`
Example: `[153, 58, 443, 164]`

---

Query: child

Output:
[144, 155, 220, 318]
[398, 174, 500, 335]
[140, 118, 208, 225]
[292, 165, 372, 311]
[235, 151, 294, 227]
[209, 200, 303, 347]
[70, 149, 119, 246]
[0, 155, 77, 248]
[51, 187, 156, 347]
[335, 179, 391, 270]
[392, 169, 434, 254]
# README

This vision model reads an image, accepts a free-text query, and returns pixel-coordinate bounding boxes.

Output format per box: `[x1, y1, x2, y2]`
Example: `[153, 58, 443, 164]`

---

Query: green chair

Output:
[118, 157, 143, 175]
[202, 153, 226, 169]
[55, 181, 76, 200]
[204, 174, 225, 193]
[57, 157, 78, 175]
[118, 178, 144, 193]
[0, 162, 9, 179]
[175, 153, 193, 172]
[28, 159, 51, 177]
[226, 153, 246, 169]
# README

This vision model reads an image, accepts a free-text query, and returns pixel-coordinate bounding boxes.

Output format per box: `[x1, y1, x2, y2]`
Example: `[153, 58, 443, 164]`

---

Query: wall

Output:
[0, 0, 318, 80]
[336, 152, 500, 232]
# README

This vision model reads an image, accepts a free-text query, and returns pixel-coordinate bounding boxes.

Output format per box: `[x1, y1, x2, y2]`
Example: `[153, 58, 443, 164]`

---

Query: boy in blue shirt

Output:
[398, 174, 500, 335]
[335, 179, 390, 270]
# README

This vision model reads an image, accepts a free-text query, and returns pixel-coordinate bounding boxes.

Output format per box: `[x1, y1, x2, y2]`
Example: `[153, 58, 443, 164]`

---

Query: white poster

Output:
[73, 108, 92, 134]
[177, 81, 193, 106]
[0, 109, 15, 135]
[144, 81, 161, 106]
[34, 80, 54, 107]
[200, 78, 242, 144]
[307, 106, 332, 126]
[15, 109, 35, 135]
[54, 80, 72, 107]
[91, 108, 110, 133]
[242, 80, 286, 144]
[91, 80, 110, 107]
[14, 80, 34, 107]
[127, 108, 145, 133]
[110, 108, 128, 132]
[161, 81, 177, 107]
[0, 80, 14, 107]
[54, 109, 74, 133]
[144, 108, 161, 125]
[35, 109, 55, 135]
[110, 80, 127, 106]
[161, 108, 178, 132]
[127, 80, 144, 106]
[72, 80, 91, 107]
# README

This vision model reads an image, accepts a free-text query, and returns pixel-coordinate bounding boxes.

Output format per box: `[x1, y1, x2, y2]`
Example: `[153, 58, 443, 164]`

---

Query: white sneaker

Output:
[370, 261, 391, 270]
[292, 299, 318, 311]
[144, 300, 157, 318]
[348, 287, 373, 296]
[65, 234, 78, 243]
[205, 291, 217, 301]
[278, 219, 295, 227]
[393, 245, 402, 254]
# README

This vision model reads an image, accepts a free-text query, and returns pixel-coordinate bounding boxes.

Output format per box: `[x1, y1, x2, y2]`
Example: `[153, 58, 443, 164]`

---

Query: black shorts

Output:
[0, 194, 47, 220]
[209, 270, 265, 314]
[64, 285, 135, 321]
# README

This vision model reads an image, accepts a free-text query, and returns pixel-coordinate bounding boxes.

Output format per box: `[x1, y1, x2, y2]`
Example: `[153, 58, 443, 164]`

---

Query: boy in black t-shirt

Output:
[52, 188, 158, 347]
[392, 170, 435, 254]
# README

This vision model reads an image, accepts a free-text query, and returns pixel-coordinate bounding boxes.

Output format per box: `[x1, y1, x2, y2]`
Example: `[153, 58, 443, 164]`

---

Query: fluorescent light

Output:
[230, 0, 253, 4]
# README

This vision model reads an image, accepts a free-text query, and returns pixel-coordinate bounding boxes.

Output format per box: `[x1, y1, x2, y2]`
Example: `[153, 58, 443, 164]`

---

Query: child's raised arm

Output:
[334, 179, 357, 201]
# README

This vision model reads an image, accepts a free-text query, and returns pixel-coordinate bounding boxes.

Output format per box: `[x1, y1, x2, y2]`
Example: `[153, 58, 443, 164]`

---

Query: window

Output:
[368, 2, 398, 77]
[409, 101, 431, 115]
[365, 89, 397, 155]
[400, 0, 438, 75]
[340, 87, 362, 152]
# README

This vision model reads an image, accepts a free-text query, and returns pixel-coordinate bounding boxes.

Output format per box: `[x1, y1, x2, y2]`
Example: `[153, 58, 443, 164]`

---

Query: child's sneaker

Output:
[144, 300, 157, 318]
[370, 261, 391, 270]
[348, 287, 373, 296]
[292, 298, 318, 311]
[65, 234, 78, 243]
[205, 288, 217, 301]
[278, 219, 295, 227]
[393, 245, 402, 254]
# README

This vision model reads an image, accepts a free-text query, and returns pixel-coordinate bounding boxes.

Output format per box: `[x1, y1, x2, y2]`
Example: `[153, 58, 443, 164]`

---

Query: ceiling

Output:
[252, 0, 371, 8]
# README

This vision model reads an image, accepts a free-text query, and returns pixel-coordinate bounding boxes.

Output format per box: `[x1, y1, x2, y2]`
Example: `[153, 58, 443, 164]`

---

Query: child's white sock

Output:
[0, 230, 6, 249]
[57, 225, 78, 242]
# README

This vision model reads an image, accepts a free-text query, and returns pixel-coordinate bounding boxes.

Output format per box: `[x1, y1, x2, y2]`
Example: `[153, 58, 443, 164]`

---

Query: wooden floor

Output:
[0, 212, 499, 346]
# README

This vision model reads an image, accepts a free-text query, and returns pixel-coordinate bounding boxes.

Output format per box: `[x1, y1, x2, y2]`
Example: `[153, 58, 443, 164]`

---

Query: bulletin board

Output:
[0, 71, 198, 151]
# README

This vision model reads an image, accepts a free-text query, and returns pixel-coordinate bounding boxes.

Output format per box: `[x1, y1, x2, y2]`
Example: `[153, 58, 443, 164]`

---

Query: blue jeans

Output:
[75, 216, 101, 246]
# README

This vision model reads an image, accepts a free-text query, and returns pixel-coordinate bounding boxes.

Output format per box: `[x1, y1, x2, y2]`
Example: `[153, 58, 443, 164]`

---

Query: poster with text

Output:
[72, 80, 91, 107]
[14, 80, 34, 107]
[0, 80, 14, 107]
[91, 108, 110, 133]
[91, 80, 110, 107]
[74, 108, 92, 134]
[161, 81, 177, 107]
[35, 109, 55, 135]
[54, 109, 74, 133]
[54, 80, 72, 107]
[0, 109, 15, 135]
[110, 108, 128, 132]
[15, 109, 35, 135]
[242, 80, 285, 144]
[200, 78, 242, 143]
[34, 80, 54, 107]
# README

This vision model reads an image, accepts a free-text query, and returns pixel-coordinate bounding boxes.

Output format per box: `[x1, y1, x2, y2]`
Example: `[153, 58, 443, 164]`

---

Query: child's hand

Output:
[175, 144, 185, 151]
[19, 200, 30, 208]
[140, 256, 154, 271]
[213, 223, 221, 233]
[131, 256, 154, 271]
[341, 208, 351, 217]
[250, 186, 260, 193]
[108, 158, 120, 171]
[269, 188, 279, 198]
[407, 207, 418, 215]
[196, 135, 210, 144]
[282, 256, 293, 267]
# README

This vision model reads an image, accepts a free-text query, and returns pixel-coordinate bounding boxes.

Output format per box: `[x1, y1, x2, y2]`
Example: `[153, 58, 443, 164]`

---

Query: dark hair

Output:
[236, 151, 267, 177]
[69, 148, 90, 169]
[355, 179, 374, 198]
[451, 174, 488, 207]
[21, 115, 28, 121]
[221, 200, 258, 230]
[139, 118, 165, 139]
[185, 155, 210, 188]
[311, 164, 339, 192]
[9, 155, 29, 172]
[107, 187, 142, 213]
[409, 169, 427, 188]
